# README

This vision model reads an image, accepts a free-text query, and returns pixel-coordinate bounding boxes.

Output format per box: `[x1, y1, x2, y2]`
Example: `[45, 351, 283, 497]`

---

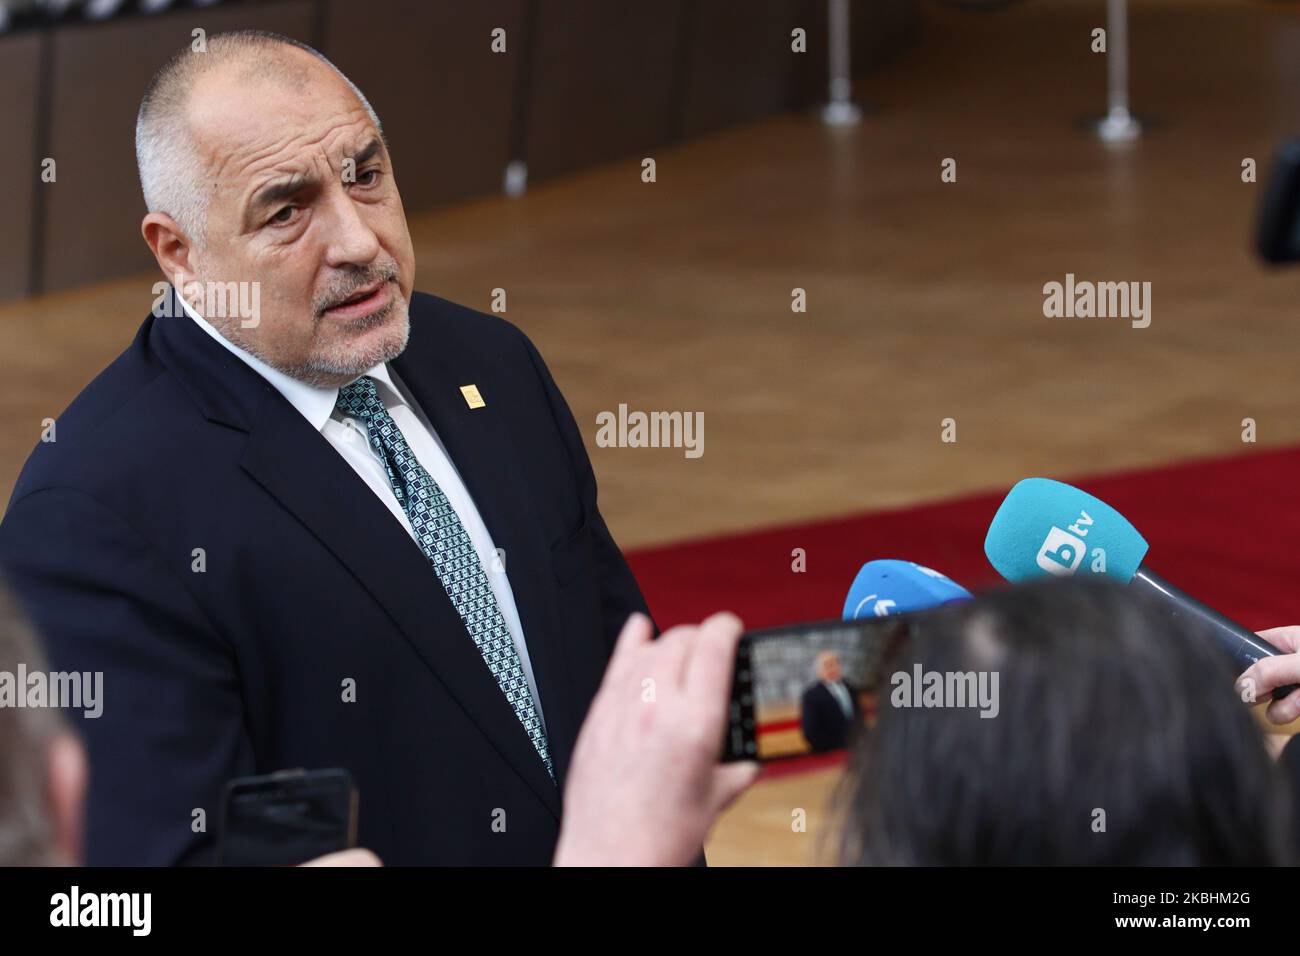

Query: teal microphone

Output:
[984, 477, 1149, 584]
[985, 478, 1296, 700]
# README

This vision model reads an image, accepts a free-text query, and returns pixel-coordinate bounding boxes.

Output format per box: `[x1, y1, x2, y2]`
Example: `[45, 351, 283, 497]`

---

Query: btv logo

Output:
[1035, 511, 1095, 576]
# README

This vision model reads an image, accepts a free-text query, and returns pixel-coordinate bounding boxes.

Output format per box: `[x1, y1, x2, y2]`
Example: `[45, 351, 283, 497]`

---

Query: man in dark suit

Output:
[0, 31, 649, 865]
[799, 651, 862, 753]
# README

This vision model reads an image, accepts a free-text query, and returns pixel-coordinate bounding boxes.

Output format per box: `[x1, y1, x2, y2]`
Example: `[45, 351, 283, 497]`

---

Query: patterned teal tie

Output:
[336, 376, 553, 778]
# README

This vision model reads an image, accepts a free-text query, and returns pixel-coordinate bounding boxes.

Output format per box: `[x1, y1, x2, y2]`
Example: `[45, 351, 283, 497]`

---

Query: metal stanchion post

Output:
[820, 0, 862, 127]
[1095, 0, 1141, 143]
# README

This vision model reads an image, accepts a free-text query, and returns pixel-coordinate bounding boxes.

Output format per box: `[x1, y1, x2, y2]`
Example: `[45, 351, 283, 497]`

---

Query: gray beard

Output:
[224, 299, 410, 388]
[287, 302, 411, 386]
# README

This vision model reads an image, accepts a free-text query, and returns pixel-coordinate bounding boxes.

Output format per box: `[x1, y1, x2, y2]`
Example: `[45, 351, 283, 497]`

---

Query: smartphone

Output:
[217, 768, 359, 866]
[722, 615, 915, 763]
[1257, 137, 1300, 263]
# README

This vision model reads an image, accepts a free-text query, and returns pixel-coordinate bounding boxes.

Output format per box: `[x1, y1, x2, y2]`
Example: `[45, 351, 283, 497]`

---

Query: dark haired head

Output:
[836, 577, 1291, 865]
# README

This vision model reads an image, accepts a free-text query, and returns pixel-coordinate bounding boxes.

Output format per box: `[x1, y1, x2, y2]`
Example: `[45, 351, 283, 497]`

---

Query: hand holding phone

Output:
[554, 612, 759, 866]
[217, 768, 359, 867]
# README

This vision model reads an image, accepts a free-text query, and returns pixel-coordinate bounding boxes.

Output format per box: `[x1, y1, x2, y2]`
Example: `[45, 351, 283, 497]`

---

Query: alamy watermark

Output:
[152, 275, 261, 328]
[595, 404, 704, 459]
[889, 664, 999, 718]
[50, 886, 150, 935]
[0, 665, 102, 718]
[1042, 273, 1150, 328]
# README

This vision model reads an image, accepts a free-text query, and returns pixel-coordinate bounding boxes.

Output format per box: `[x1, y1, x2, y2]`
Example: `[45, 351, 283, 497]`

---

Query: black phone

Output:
[1257, 137, 1300, 264]
[217, 768, 359, 866]
[722, 615, 915, 763]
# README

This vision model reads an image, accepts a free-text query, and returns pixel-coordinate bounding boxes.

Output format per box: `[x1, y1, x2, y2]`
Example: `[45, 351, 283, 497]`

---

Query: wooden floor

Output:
[3, 0, 1299, 865]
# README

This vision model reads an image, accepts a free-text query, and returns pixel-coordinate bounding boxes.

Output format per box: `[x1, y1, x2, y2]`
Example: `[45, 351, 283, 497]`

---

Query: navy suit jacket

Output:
[0, 288, 651, 865]
[799, 680, 862, 754]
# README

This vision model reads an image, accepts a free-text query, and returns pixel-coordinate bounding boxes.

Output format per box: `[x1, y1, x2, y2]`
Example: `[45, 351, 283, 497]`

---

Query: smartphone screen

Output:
[217, 768, 358, 866]
[722, 615, 914, 763]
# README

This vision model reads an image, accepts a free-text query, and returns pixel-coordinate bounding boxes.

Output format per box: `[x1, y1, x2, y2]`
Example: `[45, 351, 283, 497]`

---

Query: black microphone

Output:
[1130, 568, 1297, 699]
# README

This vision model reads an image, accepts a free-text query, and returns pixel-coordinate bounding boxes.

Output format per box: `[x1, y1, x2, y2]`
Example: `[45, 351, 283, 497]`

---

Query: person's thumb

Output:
[708, 762, 761, 815]
[299, 848, 383, 867]
[1266, 686, 1300, 726]
[1238, 654, 1300, 709]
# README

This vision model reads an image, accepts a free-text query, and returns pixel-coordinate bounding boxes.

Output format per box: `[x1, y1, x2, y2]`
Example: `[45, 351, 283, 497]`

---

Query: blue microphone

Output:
[843, 559, 972, 620]
[985, 477, 1294, 698]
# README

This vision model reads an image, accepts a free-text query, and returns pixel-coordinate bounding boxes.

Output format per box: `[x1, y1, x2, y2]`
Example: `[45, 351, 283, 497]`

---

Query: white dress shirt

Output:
[177, 294, 546, 729]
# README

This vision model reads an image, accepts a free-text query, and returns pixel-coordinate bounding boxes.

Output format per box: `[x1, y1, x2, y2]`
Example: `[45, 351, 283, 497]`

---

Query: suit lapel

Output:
[151, 295, 562, 817]
[239, 398, 562, 817]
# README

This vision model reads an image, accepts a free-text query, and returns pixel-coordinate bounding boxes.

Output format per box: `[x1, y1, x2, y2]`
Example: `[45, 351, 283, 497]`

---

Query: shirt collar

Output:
[177, 288, 401, 433]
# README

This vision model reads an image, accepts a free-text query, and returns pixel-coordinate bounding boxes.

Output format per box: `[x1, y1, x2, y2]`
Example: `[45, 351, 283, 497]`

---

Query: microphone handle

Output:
[1131, 567, 1298, 701]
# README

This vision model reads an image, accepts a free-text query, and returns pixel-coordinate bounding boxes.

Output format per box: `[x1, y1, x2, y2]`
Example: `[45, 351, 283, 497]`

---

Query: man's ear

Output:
[45, 732, 87, 866]
[142, 212, 199, 292]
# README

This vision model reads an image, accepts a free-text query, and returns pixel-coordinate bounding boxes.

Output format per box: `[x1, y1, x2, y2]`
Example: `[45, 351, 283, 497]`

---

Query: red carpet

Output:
[625, 445, 1300, 633]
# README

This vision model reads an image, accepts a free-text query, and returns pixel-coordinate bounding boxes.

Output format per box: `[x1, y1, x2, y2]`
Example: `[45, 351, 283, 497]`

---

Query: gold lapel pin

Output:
[459, 384, 486, 409]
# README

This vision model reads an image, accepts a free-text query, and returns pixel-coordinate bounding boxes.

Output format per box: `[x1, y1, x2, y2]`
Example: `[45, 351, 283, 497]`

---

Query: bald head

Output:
[137, 28, 414, 389]
[815, 651, 843, 683]
[135, 31, 383, 245]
